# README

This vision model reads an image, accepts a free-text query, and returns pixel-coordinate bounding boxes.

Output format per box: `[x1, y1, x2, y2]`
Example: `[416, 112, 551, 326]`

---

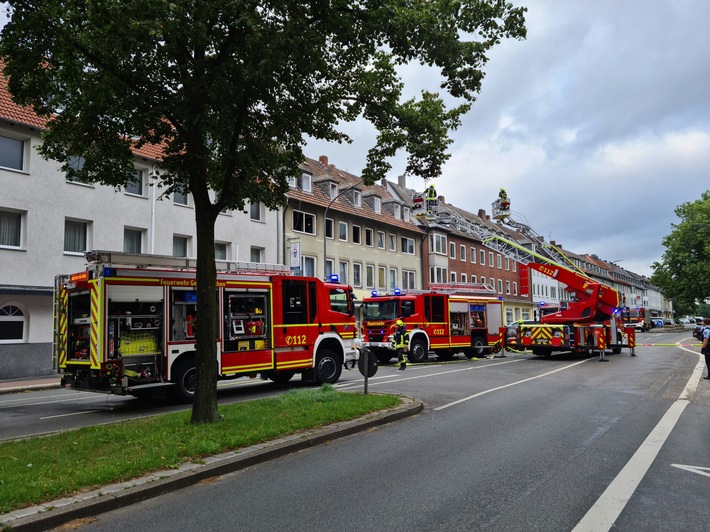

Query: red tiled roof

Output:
[1, 61, 164, 162]
[289, 156, 424, 234]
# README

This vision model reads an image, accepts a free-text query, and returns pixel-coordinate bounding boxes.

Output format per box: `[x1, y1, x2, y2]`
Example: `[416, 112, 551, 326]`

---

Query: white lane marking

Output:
[335, 359, 523, 390]
[670, 464, 710, 478]
[435, 359, 590, 411]
[572, 346, 706, 532]
[40, 410, 102, 420]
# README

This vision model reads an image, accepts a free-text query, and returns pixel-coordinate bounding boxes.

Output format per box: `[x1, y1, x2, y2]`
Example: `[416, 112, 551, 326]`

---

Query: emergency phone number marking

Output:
[285, 335, 307, 346]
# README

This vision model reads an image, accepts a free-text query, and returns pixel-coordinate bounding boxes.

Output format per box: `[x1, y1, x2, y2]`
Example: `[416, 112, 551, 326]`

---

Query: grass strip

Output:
[0, 386, 399, 514]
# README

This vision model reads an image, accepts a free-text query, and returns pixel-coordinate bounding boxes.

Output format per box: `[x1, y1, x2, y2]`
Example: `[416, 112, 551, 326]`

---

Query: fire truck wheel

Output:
[173, 360, 197, 403]
[466, 336, 486, 358]
[407, 338, 428, 363]
[268, 371, 295, 384]
[612, 331, 623, 354]
[374, 349, 394, 365]
[315, 349, 342, 384]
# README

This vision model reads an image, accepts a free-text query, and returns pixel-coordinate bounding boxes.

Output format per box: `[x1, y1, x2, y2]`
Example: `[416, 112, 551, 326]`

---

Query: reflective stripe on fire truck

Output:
[89, 279, 102, 370]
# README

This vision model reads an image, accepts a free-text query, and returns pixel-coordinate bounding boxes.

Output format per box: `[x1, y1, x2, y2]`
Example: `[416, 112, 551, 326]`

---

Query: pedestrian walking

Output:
[391, 319, 410, 370]
[701, 318, 710, 380]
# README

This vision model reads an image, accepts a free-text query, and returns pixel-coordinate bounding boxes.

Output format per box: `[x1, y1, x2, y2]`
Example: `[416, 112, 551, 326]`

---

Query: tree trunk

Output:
[190, 187, 221, 424]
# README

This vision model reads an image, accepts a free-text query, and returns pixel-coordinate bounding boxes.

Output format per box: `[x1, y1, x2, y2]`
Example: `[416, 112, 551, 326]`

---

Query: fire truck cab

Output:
[54, 251, 358, 401]
[360, 284, 504, 364]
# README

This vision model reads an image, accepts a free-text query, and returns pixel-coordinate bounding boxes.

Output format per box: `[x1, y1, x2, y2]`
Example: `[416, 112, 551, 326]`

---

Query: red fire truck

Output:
[503, 263, 635, 357]
[54, 251, 358, 401]
[621, 307, 649, 332]
[360, 283, 504, 364]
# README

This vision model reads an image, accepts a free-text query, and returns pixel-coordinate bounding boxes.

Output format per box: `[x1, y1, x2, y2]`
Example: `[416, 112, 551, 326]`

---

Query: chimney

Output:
[381, 178, 388, 188]
[438, 195, 445, 204]
[478, 209, 488, 220]
[319, 155, 328, 166]
[398, 174, 407, 188]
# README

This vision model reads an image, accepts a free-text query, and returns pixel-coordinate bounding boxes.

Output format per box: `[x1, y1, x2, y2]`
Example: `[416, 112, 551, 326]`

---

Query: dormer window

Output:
[288, 172, 313, 192]
[329, 183, 338, 199]
[393, 204, 401, 219]
[353, 190, 362, 207]
[373, 197, 381, 214]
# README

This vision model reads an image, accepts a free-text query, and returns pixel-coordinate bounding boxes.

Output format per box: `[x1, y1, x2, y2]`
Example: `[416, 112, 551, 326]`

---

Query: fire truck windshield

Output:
[362, 300, 399, 320]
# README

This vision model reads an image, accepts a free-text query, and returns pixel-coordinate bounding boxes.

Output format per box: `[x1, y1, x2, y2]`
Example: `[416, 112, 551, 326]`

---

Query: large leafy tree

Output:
[0, 0, 526, 423]
[651, 191, 710, 314]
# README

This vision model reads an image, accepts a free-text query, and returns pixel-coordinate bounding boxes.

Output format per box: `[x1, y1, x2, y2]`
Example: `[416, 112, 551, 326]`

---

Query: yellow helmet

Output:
[396, 319, 404, 327]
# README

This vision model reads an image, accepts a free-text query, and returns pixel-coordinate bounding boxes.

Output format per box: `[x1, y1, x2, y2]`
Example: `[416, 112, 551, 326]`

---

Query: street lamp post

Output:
[323, 180, 364, 280]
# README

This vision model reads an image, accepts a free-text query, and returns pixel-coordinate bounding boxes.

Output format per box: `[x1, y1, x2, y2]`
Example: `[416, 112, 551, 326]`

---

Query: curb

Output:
[2, 395, 424, 531]
[0, 382, 61, 395]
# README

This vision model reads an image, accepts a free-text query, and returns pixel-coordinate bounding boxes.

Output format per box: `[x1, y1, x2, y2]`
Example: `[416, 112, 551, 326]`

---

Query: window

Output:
[325, 259, 334, 279]
[489, 251, 494, 268]
[352, 225, 361, 245]
[430, 233, 446, 254]
[512, 261, 517, 272]
[471, 247, 476, 263]
[0, 304, 25, 342]
[471, 275, 477, 283]
[339, 221, 348, 241]
[174, 188, 189, 206]
[498, 279, 503, 293]
[450, 271, 457, 283]
[353, 263, 362, 287]
[366, 264, 375, 288]
[0, 134, 26, 171]
[65, 156, 90, 184]
[0, 209, 23, 248]
[377, 231, 385, 249]
[125, 169, 144, 196]
[403, 207, 411, 222]
[64, 219, 88, 254]
[506, 280, 511, 294]
[430, 266, 447, 283]
[329, 182, 338, 199]
[461, 273, 467, 283]
[480, 249, 485, 265]
[389, 268, 397, 290]
[402, 270, 416, 290]
[289, 172, 312, 192]
[449, 242, 456, 259]
[401, 237, 415, 255]
[505, 257, 510, 271]
[325, 218, 334, 239]
[365, 228, 374, 247]
[339, 261, 348, 284]
[215, 242, 228, 260]
[481, 276, 486, 285]
[173, 235, 189, 257]
[302, 256, 316, 277]
[497, 254, 502, 269]
[373, 197, 381, 214]
[378, 266, 386, 289]
[293, 210, 316, 235]
[123, 228, 143, 253]
[353, 190, 362, 208]
[388, 234, 396, 252]
[460, 245, 466, 261]
[250, 202, 263, 222]
[393, 204, 401, 219]
[250, 247, 264, 263]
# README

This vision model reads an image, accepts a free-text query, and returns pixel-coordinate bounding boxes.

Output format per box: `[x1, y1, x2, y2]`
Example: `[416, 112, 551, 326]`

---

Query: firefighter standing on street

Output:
[391, 319, 410, 370]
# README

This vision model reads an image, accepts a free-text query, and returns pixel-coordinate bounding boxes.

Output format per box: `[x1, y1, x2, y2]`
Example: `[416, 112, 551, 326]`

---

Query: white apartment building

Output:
[0, 81, 280, 379]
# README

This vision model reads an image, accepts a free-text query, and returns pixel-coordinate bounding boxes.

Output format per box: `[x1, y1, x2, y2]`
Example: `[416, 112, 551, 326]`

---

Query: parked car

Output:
[650, 318, 664, 328]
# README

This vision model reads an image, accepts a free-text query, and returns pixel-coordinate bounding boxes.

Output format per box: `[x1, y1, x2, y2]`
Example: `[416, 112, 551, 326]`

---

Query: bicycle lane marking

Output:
[571, 344, 705, 532]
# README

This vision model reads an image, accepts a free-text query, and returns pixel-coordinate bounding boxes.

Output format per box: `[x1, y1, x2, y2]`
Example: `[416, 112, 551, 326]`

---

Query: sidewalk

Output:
[0, 374, 61, 395]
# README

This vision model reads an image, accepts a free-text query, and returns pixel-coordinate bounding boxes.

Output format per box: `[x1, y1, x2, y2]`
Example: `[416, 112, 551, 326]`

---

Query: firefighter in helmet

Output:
[499, 187, 508, 203]
[426, 183, 438, 214]
[391, 319, 410, 370]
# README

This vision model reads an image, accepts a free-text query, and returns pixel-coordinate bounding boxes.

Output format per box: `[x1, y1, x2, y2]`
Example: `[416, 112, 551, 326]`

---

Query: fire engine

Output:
[503, 262, 636, 357]
[54, 251, 358, 401]
[360, 283, 504, 364]
[621, 307, 649, 332]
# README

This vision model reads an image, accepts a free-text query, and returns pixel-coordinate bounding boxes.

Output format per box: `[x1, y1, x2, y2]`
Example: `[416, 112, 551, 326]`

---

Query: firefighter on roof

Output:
[391, 319, 410, 370]
[426, 184, 438, 215]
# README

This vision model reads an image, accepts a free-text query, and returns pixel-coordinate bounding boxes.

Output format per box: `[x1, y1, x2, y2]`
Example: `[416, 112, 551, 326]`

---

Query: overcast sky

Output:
[3, 2, 708, 278]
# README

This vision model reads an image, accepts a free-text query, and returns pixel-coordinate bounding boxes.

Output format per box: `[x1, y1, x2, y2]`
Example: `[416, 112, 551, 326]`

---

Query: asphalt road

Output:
[7, 329, 701, 532]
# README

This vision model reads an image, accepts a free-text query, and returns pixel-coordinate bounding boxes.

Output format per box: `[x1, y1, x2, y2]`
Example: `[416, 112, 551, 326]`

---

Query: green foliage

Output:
[651, 191, 710, 310]
[0, 389, 399, 514]
[0, 0, 526, 422]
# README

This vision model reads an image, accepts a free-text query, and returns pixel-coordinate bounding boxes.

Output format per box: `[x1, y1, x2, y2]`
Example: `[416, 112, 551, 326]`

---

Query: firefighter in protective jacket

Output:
[391, 319, 410, 370]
